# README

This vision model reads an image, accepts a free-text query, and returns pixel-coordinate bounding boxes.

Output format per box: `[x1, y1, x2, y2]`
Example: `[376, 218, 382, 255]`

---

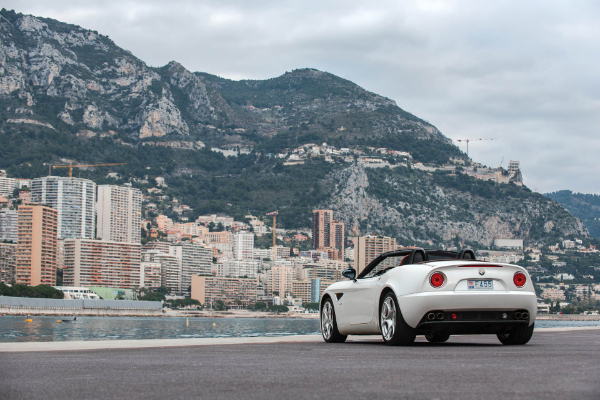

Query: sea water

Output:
[0, 316, 598, 342]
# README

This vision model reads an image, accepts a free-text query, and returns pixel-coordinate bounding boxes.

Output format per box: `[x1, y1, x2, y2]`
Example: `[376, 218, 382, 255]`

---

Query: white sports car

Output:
[320, 249, 537, 345]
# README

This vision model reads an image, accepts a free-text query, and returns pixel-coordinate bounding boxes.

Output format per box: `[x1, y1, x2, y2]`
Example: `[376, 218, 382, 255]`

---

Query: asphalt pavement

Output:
[1, 330, 599, 400]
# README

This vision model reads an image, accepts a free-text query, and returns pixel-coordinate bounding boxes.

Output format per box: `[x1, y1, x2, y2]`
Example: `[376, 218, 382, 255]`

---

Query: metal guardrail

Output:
[0, 296, 162, 310]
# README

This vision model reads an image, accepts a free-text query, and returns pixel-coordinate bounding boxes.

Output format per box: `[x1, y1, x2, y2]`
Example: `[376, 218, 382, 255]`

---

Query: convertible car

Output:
[320, 248, 536, 346]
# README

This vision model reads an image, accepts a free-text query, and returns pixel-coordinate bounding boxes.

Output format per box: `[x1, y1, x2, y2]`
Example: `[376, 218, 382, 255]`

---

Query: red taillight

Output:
[451, 313, 457, 320]
[513, 272, 526, 287]
[430, 272, 445, 288]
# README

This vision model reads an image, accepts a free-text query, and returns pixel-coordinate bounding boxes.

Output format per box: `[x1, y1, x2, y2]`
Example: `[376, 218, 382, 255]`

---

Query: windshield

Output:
[362, 254, 414, 278]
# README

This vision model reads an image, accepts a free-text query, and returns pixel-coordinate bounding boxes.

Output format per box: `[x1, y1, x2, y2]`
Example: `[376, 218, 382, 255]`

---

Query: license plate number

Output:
[468, 280, 493, 290]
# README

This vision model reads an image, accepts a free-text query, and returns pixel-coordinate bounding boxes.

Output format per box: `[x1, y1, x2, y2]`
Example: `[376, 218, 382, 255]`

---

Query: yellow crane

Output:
[53, 162, 127, 178]
[266, 211, 278, 261]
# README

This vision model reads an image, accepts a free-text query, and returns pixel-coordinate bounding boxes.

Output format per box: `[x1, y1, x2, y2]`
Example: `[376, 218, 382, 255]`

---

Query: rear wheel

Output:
[321, 298, 347, 343]
[380, 292, 416, 346]
[425, 334, 450, 343]
[497, 323, 534, 345]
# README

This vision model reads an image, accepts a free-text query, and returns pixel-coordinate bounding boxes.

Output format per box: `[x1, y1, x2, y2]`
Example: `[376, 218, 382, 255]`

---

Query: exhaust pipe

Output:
[427, 313, 436, 321]
[521, 312, 529, 320]
[514, 312, 522, 320]
[436, 312, 445, 320]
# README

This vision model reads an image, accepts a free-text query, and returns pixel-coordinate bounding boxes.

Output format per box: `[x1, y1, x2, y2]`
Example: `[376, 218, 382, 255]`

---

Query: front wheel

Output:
[497, 323, 534, 345]
[321, 298, 347, 343]
[380, 292, 416, 346]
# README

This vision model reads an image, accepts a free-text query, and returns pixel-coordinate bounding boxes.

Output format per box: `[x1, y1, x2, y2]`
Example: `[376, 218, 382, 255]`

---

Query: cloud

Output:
[5, 0, 600, 193]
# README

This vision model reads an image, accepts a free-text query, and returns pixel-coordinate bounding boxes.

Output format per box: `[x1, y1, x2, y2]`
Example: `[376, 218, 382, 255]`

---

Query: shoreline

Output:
[1, 325, 599, 353]
[2, 311, 598, 321]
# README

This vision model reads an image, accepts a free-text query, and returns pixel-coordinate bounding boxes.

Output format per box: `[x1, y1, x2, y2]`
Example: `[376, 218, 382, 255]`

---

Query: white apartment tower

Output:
[170, 243, 213, 294]
[97, 185, 142, 243]
[233, 231, 254, 260]
[31, 176, 96, 239]
[0, 210, 18, 243]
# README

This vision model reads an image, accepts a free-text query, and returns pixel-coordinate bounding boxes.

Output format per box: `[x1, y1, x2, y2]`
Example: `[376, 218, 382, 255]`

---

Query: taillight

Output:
[513, 272, 526, 287]
[430, 272, 445, 288]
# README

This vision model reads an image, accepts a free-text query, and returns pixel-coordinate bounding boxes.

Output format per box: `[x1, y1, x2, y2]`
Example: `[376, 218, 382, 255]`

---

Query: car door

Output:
[340, 276, 383, 325]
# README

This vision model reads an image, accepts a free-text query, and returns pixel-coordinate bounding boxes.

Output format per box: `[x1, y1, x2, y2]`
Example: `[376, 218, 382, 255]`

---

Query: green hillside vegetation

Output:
[545, 191, 600, 239]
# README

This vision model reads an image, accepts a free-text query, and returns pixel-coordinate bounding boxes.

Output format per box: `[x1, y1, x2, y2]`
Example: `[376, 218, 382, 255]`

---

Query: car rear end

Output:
[398, 260, 537, 336]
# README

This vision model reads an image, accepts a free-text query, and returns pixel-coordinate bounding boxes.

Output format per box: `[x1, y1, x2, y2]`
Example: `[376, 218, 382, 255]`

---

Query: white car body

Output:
[321, 254, 537, 338]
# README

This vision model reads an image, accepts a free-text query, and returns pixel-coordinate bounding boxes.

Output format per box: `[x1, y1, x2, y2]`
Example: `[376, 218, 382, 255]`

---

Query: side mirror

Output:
[342, 268, 356, 280]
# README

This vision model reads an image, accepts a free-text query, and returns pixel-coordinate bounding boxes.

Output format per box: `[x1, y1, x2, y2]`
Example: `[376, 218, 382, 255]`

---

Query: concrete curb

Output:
[1, 325, 598, 353]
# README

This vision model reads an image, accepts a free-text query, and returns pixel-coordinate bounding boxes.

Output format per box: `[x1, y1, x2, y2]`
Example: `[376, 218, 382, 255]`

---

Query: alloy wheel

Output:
[381, 296, 396, 341]
[321, 301, 333, 340]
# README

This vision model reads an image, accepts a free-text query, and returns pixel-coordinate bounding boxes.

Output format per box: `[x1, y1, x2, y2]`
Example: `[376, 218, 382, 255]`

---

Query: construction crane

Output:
[455, 138, 496, 173]
[499, 157, 504, 169]
[266, 211, 278, 261]
[53, 161, 127, 178]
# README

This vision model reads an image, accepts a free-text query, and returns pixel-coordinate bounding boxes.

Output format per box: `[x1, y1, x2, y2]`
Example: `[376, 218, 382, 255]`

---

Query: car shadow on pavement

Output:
[344, 340, 504, 347]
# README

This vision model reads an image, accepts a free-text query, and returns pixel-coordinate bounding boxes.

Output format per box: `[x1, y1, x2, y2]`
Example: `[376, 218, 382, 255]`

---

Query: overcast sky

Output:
[6, 0, 600, 194]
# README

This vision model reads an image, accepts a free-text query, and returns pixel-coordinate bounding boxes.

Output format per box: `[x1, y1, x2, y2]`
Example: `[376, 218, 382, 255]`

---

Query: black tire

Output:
[380, 292, 416, 346]
[321, 297, 347, 343]
[425, 334, 450, 343]
[497, 323, 535, 345]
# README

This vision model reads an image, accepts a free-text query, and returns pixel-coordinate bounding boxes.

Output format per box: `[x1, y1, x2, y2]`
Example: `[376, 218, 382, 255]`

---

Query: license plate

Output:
[468, 280, 493, 290]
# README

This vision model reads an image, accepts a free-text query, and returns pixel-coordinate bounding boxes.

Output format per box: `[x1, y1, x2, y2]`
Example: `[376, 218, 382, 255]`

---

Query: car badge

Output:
[478, 269, 485, 276]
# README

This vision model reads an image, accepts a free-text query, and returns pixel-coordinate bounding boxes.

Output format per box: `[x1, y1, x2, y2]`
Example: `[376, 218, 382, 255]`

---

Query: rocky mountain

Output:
[0, 9, 590, 248]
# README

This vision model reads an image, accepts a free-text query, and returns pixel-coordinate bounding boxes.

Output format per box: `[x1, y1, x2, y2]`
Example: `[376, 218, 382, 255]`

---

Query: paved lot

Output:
[1, 330, 599, 400]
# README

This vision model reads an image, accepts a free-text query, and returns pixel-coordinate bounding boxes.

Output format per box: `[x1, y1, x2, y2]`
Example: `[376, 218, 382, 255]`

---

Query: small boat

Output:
[61, 315, 78, 323]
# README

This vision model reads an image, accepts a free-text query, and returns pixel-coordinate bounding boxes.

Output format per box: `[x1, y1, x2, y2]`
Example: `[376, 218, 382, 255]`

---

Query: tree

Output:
[214, 299, 226, 311]
[303, 302, 319, 311]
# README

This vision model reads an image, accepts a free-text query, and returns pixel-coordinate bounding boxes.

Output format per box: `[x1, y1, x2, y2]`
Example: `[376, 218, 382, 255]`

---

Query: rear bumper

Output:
[415, 320, 530, 335]
[399, 291, 537, 328]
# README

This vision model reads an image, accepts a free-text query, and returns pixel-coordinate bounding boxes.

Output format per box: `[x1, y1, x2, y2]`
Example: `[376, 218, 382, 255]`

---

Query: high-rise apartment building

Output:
[191, 275, 258, 308]
[266, 265, 293, 297]
[15, 204, 58, 286]
[312, 210, 345, 261]
[0, 242, 16, 284]
[331, 221, 345, 261]
[170, 242, 213, 294]
[233, 231, 254, 260]
[312, 210, 333, 249]
[96, 185, 142, 243]
[0, 176, 16, 197]
[292, 278, 335, 304]
[0, 209, 18, 243]
[353, 235, 397, 275]
[31, 177, 96, 239]
[62, 239, 141, 288]
[221, 259, 260, 278]
[157, 253, 182, 294]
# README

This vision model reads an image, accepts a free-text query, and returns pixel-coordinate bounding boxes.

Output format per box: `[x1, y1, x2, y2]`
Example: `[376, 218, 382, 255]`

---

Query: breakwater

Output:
[0, 296, 163, 317]
[536, 314, 600, 321]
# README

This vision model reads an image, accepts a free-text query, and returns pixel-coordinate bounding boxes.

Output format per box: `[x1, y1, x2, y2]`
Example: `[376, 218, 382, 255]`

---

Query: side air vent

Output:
[335, 293, 344, 300]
